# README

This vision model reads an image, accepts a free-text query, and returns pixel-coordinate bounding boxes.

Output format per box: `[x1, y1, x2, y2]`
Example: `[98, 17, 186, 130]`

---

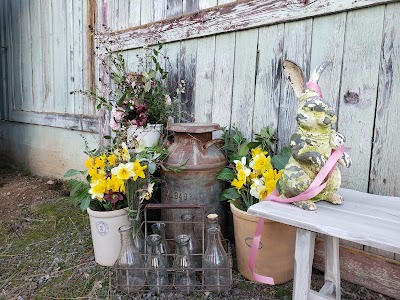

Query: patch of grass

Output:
[0, 197, 112, 299]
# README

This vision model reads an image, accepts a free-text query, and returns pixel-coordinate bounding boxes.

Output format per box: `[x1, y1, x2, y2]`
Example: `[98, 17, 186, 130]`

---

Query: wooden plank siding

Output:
[1, 0, 400, 282]
[1, 0, 96, 131]
[97, 0, 400, 273]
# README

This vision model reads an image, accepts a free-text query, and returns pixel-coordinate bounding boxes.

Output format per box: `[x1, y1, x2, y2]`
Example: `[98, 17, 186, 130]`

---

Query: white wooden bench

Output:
[247, 188, 400, 300]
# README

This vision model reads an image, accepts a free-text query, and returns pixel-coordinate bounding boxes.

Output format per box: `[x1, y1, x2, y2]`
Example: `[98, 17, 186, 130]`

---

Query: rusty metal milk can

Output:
[161, 123, 227, 241]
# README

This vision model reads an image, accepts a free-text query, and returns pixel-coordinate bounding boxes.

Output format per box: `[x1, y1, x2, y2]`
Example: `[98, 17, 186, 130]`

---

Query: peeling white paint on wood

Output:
[309, 13, 346, 116]
[52, 0, 68, 114]
[10, 110, 98, 132]
[11, 0, 22, 112]
[231, 28, 258, 138]
[194, 35, 215, 123]
[278, 19, 312, 149]
[338, 6, 385, 192]
[20, 0, 33, 112]
[366, 2, 400, 259]
[252, 24, 284, 135]
[211, 32, 235, 132]
[110, 0, 398, 52]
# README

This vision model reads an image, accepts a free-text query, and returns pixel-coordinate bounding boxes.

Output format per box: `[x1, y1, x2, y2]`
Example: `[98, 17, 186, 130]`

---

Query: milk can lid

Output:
[167, 122, 220, 133]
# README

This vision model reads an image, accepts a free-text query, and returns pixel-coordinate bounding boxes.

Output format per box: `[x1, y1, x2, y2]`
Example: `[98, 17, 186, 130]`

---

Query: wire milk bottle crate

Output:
[113, 203, 232, 296]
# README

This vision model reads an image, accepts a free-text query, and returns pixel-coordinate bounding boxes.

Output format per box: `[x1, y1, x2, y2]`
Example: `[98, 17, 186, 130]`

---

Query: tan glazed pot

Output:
[230, 203, 296, 284]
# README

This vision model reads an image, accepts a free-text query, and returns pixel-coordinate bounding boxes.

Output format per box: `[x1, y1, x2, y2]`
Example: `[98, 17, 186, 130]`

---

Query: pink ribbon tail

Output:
[248, 217, 275, 285]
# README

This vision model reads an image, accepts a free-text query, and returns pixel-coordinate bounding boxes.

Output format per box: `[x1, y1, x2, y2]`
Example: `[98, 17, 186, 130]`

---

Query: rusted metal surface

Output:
[161, 123, 227, 239]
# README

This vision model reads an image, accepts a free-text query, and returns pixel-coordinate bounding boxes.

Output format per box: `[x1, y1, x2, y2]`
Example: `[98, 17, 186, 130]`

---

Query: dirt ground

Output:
[0, 161, 395, 300]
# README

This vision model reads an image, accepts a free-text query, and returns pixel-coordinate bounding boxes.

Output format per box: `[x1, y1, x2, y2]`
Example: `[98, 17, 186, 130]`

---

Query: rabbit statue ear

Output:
[309, 61, 331, 83]
[283, 60, 305, 98]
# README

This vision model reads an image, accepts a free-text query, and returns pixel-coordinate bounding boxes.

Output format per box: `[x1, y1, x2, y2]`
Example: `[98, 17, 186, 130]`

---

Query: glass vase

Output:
[203, 226, 231, 293]
[146, 234, 169, 294]
[114, 225, 145, 294]
[172, 234, 198, 294]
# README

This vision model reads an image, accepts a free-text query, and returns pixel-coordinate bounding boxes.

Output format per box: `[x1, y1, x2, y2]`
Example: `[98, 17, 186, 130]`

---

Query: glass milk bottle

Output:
[146, 234, 169, 294]
[114, 225, 145, 293]
[203, 226, 231, 293]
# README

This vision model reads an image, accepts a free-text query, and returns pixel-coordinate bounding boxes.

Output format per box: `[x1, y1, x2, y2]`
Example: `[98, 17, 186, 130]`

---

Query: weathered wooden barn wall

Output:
[0, 0, 98, 176]
[0, 0, 399, 296]
[96, 0, 400, 297]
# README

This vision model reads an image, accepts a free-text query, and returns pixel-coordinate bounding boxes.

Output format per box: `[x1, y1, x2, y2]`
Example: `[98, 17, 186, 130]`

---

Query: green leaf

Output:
[70, 181, 86, 196]
[103, 135, 112, 139]
[117, 92, 127, 107]
[217, 168, 236, 181]
[247, 141, 261, 150]
[64, 169, 83, 178]
[228, 199, 245, 211]
[148, 162, 157, 174]
[144, 81, 151, 92]
[220, 187, 241, 200]
[238, 143, 249, 157]
[272, 147, 291, 170]
[80, 197, 91, 211]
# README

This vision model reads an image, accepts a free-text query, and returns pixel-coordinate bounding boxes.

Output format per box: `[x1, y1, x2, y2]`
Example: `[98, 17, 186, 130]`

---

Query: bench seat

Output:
[248, 188, 400, 299]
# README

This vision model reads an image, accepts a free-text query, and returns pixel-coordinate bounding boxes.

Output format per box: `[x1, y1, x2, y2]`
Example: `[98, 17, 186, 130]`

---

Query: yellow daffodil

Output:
[121, 142, 131, 161]
[85, 156, 96, 169]
[132, 159, 147, 181]
[251, 147, 267, 158]
[107, 175, 126, 193]
[89, 179, 107, 200]
[111, 162, 135, 180]
[231, 178, 244, 190]
[265, 180, 277, 195]
[94, 154, 107, 170]
[88, 168, 105, 181]
[250, 153, 272, 174]
[107, 154, 117, 166]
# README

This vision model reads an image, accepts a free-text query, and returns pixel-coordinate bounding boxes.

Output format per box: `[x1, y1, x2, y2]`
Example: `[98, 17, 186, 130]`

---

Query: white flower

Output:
[111, 162, 135, 180]
[234, 157, 251, 177]
[250, 178, 264, 200]
[165, 95, 172, 105]
[140, 182, 155, 201]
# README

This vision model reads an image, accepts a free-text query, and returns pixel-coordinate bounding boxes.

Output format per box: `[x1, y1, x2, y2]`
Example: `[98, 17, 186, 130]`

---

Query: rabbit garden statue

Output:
[279, 60, 351, 211]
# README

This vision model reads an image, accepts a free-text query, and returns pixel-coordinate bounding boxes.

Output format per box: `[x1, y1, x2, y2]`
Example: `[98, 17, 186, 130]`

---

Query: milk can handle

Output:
[203, 139, 224, 153]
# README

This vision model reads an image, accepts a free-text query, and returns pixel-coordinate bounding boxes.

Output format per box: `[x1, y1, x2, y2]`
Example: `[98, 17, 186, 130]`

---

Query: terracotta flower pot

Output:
[87, 207, 130, 266]
[230, 203, 296, 284]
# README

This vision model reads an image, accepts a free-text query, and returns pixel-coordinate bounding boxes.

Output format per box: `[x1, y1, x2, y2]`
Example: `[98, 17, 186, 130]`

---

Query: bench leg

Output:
[293, 228, 315, 300]
[292, 230, 341, 300]
[323, 236, 341, 299]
